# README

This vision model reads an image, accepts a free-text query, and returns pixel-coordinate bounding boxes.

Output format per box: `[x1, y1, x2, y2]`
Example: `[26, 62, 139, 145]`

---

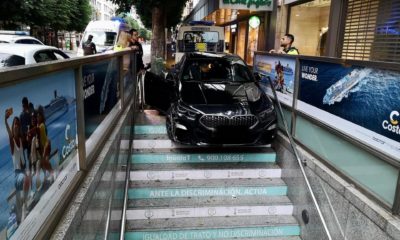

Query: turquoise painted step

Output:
[125, 225, 300, 240]
[128, 186, 287, 199]
[132, 153, 276, 164]
[124, 125, 167, 135]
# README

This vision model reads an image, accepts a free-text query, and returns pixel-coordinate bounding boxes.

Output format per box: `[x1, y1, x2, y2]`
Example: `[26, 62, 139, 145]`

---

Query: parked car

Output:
[0, 44, 69, 68]
[0, 34, 44, 45]
[144, 52, 277, 145]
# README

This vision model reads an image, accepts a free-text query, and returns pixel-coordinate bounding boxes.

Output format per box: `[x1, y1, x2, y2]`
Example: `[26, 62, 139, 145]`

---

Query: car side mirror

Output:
[253, 72, 262, 82]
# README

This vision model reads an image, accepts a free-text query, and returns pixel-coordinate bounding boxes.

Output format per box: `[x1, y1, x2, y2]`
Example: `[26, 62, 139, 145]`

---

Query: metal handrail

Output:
[266, 76, 332, 240]
[119, 57, 138, 240]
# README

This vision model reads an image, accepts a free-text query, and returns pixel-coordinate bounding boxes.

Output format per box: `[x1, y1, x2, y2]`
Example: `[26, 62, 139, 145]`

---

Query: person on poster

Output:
[83, 35, 97, 56]
[37, 106, 54, 182]
[5, 108, 31, 224]
[269, 34, 299, 55]
[27, 110, 42, 190]
[128, 28, 144, 73]
[19, 97, 32, 174]
[274, 61, 285, 92]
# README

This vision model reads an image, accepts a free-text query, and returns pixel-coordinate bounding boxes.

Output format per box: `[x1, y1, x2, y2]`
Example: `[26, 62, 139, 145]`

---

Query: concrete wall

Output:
[276, 132, 400, 240]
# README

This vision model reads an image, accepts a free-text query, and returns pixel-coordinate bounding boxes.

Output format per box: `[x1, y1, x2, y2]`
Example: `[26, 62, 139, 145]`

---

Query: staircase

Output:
[124, 110, 301, 240]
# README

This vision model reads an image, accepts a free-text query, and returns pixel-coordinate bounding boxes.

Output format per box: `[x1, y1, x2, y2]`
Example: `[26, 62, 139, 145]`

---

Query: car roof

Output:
[0, 35, 43, 44]
[185, 52, 242, 61]
[0, 43, 59, 57]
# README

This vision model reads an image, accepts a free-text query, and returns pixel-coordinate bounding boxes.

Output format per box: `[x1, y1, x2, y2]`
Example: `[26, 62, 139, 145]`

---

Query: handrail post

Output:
[75, 65, 87, 171]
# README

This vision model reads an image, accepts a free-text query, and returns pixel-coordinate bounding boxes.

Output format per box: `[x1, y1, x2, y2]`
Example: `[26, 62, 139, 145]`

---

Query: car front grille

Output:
[200, 115, 258, 129]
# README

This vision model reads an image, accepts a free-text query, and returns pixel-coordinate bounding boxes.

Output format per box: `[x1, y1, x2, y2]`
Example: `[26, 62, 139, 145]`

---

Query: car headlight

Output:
[245, 85, 261, 102]
[176, 103, 198, 119]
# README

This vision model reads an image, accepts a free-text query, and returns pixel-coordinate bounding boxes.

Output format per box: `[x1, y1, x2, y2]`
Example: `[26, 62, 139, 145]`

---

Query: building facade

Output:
[90, 0, 117, 21]
[185, 0, 400, 65]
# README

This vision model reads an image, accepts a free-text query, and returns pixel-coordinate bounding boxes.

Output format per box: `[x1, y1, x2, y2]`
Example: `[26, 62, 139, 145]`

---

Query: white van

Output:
[77, 18, 130, 56]
[175, 21, 225, 63]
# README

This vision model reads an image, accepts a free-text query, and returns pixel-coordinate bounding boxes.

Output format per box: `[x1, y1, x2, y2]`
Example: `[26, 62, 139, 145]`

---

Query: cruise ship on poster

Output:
[323, 68, 372, 105]
[44, 90, 69, 123]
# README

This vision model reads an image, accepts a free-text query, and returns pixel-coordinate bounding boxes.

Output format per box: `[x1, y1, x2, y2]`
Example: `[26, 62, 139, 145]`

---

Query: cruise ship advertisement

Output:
[297, 59, 400, 160]
[253, 53, 296, 107]
[83, 58, 119, 139]
[0, 70, 79, 239]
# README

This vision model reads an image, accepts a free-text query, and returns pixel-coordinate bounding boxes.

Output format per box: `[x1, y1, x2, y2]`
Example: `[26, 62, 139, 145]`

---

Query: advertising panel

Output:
[253, 54, 296, 107]
[83, 58, 120, 138]
[298, 59, 400, 160]
[0, 70, 78, 239]
[219, 0, 273, 11]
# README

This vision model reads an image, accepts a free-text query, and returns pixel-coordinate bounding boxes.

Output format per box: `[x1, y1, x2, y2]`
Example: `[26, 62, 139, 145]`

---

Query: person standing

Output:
[128, 29, 144, 73]
[83, 35, 97, 56]
[269, 34, 299, 55]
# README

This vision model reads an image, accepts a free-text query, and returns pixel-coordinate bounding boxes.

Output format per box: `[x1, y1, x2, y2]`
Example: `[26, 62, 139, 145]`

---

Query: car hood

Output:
[180, 81, 270, 114]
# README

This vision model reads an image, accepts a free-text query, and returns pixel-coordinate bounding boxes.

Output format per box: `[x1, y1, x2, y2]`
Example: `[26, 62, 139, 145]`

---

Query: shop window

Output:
[236, 21, 247, 60]
[288, 0, 331, 56]
[246, 16, 260, 65]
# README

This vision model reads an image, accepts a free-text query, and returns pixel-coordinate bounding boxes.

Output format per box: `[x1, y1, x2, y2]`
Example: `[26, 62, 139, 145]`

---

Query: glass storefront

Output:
[288, 0, 331, 56]
[237, 21, 247, 60]
[246, 17, 260, 65]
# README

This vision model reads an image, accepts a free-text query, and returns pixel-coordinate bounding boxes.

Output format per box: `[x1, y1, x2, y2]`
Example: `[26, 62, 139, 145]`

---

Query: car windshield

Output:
[182, 58, 253, 83]
[83, 31, 117, 47]
[0, 53, 25, 67]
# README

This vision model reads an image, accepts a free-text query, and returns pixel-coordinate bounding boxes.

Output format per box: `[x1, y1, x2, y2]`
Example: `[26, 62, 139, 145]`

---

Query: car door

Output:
[143, 71, 175, 113]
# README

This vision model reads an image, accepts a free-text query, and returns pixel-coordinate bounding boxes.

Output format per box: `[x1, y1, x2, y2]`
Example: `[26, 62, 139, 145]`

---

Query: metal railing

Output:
[266, 76, 333, 240]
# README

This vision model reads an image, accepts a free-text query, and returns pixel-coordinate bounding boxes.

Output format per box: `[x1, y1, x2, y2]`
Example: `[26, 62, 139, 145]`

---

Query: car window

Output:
[183, 59, 231, 82]
[53, 50, 69, 60]
[34, 50, 58, 63]
[15, 39, 42, 44]
[83, 31, 117, 46]
[233, 63, 253, 82]
[0, 53, 25, 67]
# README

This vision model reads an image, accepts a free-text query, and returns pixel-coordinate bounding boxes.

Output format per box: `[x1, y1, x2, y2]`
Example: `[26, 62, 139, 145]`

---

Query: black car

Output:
[144, 52, 277, 145]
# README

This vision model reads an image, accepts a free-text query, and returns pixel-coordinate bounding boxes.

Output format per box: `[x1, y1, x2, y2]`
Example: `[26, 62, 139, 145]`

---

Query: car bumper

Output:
[172, 116, 277, 146]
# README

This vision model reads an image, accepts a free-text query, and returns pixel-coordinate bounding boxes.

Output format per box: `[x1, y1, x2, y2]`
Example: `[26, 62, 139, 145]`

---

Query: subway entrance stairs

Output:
[124, 109, 301, 240]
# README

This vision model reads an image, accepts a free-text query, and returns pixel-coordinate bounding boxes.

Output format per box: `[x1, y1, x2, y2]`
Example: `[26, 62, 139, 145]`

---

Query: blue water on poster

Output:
[0, 103, 77, 230]
[299, 60, 400, 143]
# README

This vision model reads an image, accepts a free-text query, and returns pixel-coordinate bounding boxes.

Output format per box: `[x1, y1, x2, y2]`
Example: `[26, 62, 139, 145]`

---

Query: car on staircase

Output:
[144, 52, 277, 145]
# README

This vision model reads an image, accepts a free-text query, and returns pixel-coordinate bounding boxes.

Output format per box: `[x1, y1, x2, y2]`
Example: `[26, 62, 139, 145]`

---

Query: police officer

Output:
[269, 34, 299, 55]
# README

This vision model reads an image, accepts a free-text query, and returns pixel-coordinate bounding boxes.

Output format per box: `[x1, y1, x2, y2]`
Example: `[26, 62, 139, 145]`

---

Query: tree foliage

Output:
[0, 0, 91, 32]
[113, 0, 188, 29]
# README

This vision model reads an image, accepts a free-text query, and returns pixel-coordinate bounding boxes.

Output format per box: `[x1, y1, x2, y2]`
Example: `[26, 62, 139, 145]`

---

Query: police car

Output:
[0, 44, 69, 68]
[0, 30, 44, 45]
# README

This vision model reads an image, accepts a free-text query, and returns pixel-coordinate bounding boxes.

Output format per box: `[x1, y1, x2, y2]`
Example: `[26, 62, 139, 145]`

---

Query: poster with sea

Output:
[253, 54, 296, 107]
[0, 70, 78, 239]
[83, 58, 119, 138]
[298, 59, 400, 160]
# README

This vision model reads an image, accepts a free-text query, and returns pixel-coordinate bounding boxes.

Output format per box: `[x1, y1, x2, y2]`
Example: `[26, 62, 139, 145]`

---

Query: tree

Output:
[112, 0, 189, 66]
[0, 0, 91, 43]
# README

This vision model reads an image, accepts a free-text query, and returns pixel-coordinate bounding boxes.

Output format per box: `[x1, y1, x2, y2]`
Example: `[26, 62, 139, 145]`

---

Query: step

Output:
[123, 139, 272, 152]
[128, 179, 287, 200]
[130, 152, 276, 164]
[129, 195, 292, 209]
[130, 162, 279, 171]
[130, 168, 282, 181]
[125, 215, 300, 237]
[134, 125, 167, 135]
[126, 204, 293, 220]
